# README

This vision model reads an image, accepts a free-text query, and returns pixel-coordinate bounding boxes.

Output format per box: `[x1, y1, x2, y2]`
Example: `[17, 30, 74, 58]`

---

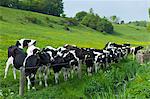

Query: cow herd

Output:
[4, 39, 143, 90]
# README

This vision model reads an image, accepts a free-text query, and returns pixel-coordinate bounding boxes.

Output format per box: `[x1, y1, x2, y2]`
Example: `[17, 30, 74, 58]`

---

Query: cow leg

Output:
[71, 69, 74, 78]
[13, 67, 16, 79]
[63, 68, 68, 81]
[30, 74, 36, 90]
[44, 66, 49, 87]
[95, 63, 98, 73]
[4, 56, 14, 79]
[38, 67, 42, 86]
[87, 67, 92, 76]
[27, 76, 31, 90]
[54, 72, 59, 84]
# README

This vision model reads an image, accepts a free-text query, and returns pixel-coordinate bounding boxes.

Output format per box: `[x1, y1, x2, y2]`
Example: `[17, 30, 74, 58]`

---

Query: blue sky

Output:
[63, 0, 150, 22]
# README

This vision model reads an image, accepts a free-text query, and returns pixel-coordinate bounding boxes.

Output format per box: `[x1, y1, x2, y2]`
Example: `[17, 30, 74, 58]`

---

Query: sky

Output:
[63, 0, 150, 22]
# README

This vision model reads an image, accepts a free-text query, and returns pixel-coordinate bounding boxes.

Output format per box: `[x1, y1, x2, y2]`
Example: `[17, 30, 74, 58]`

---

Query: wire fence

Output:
[19, 52, 127, 96]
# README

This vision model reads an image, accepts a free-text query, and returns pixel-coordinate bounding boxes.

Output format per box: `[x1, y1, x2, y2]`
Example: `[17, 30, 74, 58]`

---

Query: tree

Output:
[110, 15, 120, 23]
[89, 8, 94, 14]
[81, 13, 114, 34]
[75, 11, 87, 21]
[147, 8, 150, 31]
[149, 8, 150, 17]
[0, 0, 64, 16]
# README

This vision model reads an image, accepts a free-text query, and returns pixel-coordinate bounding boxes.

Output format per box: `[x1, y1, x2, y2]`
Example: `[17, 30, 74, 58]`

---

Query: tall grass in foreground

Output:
[84, 59, 150, 98]
[1, 57, 149, 98]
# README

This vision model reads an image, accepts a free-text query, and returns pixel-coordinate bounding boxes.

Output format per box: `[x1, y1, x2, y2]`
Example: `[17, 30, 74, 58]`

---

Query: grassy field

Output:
[0, 6, 150, 98]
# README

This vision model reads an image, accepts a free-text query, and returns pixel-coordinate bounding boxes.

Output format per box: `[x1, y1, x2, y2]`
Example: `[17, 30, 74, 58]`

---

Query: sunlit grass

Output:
[0, 6, 150, 98]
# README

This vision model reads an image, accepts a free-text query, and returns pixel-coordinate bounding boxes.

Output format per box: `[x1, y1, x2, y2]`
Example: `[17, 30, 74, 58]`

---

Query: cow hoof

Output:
[39, 81, 42, 86]
[45, 84, 48, 87]
[32, 87, 36, 90]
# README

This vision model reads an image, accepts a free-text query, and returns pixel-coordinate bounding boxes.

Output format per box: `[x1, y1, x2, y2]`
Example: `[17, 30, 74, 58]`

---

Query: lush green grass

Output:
[0, 7, 150, 98]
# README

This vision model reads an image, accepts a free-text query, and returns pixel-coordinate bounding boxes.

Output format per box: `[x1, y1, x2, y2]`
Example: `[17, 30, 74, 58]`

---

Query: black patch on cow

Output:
[23, 40, 31, 47]
[134, 46, 144, 55]
[52, 56, 65, 73]
[15, 41, 21, 48]
[33, 49, 40, 55]
[12, 47, 26, 69]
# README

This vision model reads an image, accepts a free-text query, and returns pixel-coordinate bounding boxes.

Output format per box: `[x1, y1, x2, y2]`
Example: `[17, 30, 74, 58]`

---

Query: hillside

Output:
[0, 7, 150, 98]
[0, 7, 150, 60]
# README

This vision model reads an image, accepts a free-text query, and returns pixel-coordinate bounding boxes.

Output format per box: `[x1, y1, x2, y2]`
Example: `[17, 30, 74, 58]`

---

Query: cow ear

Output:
[23, 40, 31, 47]
[33, 41, 36, 45]
[15, 41, 21, 47]
[33, 49, 40, 55]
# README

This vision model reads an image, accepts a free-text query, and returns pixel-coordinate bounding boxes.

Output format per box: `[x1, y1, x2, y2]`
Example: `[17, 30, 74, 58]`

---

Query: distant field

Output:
[0, 7, 150, 98]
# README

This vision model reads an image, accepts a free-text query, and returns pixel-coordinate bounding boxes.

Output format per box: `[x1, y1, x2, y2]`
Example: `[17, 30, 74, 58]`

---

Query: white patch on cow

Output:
[70, 50, 79, 61]
[13, 67, 16, 80]
[47, 51, 54, 61]
[46, 46, 57, 51]
[32, 87, 36, 90]
[102, 55, 105, 58]
[4, 56, 14, 79]
[26, 45, 40, 55]
[103, 50, 109, 54]
[57, 52, 63, 57]
[57, 47, 66, 51]
[94, 63, 99, 73]
[54, 73, 59, 84]
[18, 39, 25, 49]
[27, 76, 31, 90]
[93, 51, 103, 62]
[63, 52, 70, 58]
[28, 40, 36, 47]
[131, 47, 136, 60]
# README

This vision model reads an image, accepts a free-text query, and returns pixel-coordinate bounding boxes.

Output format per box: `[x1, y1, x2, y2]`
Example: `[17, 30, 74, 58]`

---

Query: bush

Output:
[65, 18, 79, 26]
[0, 16, 5, 21]
[81, 13, 114, 33]
[60, 18, 79, 26]
[75, 11, 87, 21]
[24, 16, 42, 24]
[64, 25, 70, 31]
[129, 21, 147, 27]
[147, 23, 150, 32]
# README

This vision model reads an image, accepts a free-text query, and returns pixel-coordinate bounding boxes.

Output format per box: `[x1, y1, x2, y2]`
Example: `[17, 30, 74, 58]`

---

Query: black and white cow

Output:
[3, 45, 38, 90]
[23, 45, 53, 90]
[52, 46, 80, 84]
[23, 46, 40, 90]
[37, 46, 56, 87]
[4, 39, 36, 79]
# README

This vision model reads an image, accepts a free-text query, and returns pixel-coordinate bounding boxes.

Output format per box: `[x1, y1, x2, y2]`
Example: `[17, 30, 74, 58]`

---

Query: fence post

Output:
[19, 66, 25, 96]
[78, 60, 82, 79]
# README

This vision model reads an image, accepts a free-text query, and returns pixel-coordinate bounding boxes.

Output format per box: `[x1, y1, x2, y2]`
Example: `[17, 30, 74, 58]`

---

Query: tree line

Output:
[0, 0, 63, 16]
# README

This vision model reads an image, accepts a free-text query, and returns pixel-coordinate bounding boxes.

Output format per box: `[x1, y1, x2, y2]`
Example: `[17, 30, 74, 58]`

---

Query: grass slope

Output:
[0, 7, 150, 98]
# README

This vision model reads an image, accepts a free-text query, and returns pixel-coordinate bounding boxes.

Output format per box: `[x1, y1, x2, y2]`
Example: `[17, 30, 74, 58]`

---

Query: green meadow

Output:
[0, 7, 150, 98]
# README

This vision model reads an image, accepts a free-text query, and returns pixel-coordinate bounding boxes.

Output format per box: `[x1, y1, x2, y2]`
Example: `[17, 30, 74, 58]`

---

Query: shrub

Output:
[129, 21, 147, 27]
[24, 16, 42, 24]
[147, 23, 150, 32]
[81, 13, 114, 33]
[0, 16, 6, 21]
[59, 18, 79, 26]
[75, 11, 87, 21]
[64, 25, 70, 31]
[65, 18, 79, 26]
